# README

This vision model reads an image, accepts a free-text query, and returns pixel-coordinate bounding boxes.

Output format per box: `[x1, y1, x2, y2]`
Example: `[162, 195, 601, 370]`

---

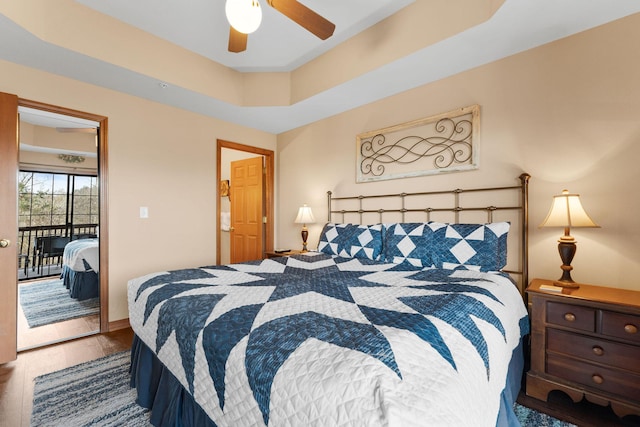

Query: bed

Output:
[128, 173, 531, 427]
[61, 238, 99, 300]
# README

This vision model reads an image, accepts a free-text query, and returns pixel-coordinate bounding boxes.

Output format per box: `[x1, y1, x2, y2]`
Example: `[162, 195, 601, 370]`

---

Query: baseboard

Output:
[107, 318, 130, 332]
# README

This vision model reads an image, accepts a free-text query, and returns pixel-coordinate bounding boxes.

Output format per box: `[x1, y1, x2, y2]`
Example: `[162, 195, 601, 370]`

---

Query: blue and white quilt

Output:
[62, 238, 99, 273]
[128, 252, 528, 426]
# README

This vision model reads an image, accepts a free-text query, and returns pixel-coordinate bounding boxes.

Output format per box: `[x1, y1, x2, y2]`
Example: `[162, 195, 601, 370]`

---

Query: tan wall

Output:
[277, 14, 640, 291]
[1, 60, 277, 322]
[20, 122, 95, 149]
[20, 122, 98, 173]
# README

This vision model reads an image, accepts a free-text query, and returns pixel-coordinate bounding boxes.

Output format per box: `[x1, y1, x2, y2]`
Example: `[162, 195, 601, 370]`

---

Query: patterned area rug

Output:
[514, 403, 576, 427]
[19, 279, 99, 328]
[31, 351, 575, 426]
[31, 351, 149, 427]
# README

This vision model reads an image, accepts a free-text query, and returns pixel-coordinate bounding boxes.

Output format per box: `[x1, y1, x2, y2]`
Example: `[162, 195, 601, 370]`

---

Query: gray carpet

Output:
[31, 351, 576, 426]
[19, 279, 99, 328]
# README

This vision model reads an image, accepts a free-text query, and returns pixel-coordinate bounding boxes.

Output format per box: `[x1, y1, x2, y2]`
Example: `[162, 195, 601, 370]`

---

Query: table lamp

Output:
[540, 189, 599, 288]
[295, 204, 315, 252]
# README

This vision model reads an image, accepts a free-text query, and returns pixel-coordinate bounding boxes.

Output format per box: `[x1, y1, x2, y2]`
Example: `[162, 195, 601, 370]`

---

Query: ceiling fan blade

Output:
[228, 26, 248, 53]
[267, 0, 335, 40]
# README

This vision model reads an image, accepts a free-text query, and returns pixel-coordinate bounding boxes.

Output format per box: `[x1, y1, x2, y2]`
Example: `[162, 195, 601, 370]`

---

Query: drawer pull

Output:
[624, 324, 638, 334]
[563, 313, 576, 322]
[592, 346, 604, 356]
[592, 374, 604, 384]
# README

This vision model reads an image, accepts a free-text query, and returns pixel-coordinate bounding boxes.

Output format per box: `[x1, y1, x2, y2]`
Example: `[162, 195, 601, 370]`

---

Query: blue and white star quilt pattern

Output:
[128, 252, 528, 427]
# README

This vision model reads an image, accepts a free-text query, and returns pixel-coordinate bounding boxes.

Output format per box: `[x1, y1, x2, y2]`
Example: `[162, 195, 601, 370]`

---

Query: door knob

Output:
[0, 239, 10, 248]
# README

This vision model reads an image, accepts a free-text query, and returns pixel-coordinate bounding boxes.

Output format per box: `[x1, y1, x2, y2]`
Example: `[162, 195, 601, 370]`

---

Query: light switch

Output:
[140, 207, 149, 218]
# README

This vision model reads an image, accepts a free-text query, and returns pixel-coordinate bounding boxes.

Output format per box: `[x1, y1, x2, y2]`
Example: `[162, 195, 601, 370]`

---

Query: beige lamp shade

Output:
[295, 205, 316, 224]
[540, 190, 599, 229]
[540, 189, 599, 287]
[295, 204, 315, 252]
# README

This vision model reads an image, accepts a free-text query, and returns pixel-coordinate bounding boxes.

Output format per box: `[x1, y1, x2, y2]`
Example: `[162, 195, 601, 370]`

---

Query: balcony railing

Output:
[18, 224, 98, 281]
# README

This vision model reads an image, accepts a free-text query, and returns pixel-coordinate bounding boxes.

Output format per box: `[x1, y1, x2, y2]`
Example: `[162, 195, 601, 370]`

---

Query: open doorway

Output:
[216, 140, 274, 264]
[15, 104, 106, 351]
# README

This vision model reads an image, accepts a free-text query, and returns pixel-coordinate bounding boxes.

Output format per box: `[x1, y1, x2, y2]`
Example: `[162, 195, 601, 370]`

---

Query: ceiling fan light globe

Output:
[225, 0, 262, 34]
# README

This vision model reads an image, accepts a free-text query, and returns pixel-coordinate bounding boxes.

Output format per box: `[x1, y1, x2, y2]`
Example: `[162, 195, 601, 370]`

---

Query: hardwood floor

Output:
[0, 328, 133, 427]
[17, 313, 100, 351]
[2, 327, 639, 427]
[17, 279, 100, 351]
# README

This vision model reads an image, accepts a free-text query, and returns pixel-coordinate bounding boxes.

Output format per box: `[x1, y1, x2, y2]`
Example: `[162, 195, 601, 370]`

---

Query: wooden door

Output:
[230, 156, 264, 263]
[0, 92, 19, 363]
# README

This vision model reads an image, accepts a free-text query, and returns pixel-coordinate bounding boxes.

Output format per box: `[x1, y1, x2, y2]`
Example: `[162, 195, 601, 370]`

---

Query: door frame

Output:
[18, 98, 110, 333]
[216, 139, 274, 264]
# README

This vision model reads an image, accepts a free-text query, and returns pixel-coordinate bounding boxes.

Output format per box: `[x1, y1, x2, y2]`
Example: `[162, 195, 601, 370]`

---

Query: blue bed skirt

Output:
[129, 333, 526, 427]
[497, 337, 526, 427]
[61, 264, 99, 300]
[130, 335, 216, 427]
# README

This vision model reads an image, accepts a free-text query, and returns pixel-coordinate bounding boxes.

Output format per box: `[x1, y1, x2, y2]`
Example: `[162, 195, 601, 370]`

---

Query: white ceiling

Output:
[19, 107, 99, 129]
[76, 0, 415, 73]
[2, 1, 640, 133]
[18, 107, 99, 157]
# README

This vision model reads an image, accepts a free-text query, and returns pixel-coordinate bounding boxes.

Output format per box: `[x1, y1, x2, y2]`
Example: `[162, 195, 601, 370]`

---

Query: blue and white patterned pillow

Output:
[318, 223, 347, 256]
[318, 223, 383, 261]
[429, 222, 510, 272]
[383, 223, 437, 268]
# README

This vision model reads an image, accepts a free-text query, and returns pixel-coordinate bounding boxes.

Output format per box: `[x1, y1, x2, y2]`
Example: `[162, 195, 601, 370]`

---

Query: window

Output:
[19, 171, 98, 229]
[18, 170, 99, 260]
[70, 175, 99, 227]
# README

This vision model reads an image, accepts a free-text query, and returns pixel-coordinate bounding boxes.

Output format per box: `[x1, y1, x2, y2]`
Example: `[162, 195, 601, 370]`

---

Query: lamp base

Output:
[301, 226, 309, 252]
[555, 240, 580, 289]
[552, 279, 580, 289]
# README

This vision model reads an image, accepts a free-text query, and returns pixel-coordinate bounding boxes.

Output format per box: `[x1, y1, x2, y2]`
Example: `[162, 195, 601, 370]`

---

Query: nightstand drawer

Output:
[601, 311, 640, 344]
[547, 353, 640, 400]
[527, 279, 640, 417]
[547, 328, 640, 373]
[547, 301, 595, 332]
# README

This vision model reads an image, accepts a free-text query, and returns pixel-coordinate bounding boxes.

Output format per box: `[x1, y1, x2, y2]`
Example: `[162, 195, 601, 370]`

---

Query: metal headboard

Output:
[326, 173, 530, 297]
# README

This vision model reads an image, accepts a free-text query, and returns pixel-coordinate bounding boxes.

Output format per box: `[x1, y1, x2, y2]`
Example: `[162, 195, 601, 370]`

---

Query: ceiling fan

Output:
[225, 0, 336, 53]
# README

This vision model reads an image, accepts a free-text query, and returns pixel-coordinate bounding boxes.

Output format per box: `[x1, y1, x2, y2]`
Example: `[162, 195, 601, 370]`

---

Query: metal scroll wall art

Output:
[356, 105, 479, 183]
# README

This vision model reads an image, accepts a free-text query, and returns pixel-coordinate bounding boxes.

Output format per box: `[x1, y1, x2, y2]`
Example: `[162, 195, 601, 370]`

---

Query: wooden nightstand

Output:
[264, 250, 305, 259]
[526, 278, 640, 418]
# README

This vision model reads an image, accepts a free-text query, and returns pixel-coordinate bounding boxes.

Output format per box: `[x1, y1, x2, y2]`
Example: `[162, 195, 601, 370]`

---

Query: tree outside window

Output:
[18, 171, 98, 263]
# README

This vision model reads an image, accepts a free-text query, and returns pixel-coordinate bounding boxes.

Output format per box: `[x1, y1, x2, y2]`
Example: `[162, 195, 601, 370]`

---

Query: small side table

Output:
[264, 250, 305, 259]
[526, 278, 640, 418]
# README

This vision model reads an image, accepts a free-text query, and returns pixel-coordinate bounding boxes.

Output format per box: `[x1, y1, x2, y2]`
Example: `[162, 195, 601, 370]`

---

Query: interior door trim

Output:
[216, 139, 274, 265]
[18, 99, 110, 333]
